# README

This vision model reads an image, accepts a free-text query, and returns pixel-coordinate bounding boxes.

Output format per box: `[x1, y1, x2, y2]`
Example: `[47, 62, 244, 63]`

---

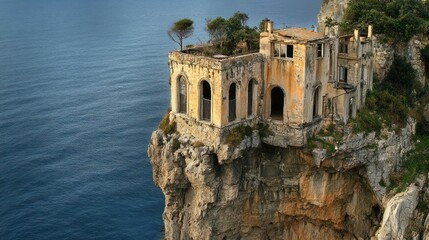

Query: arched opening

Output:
[178, 76, 187, 114]
[349, 97, 354, 119]
[228, 83, 236, 122]
[248, 79, 254, 116]
[270, 87, 284, 120]
[313, 87, 320, 119]
[201, 81, 211, 121]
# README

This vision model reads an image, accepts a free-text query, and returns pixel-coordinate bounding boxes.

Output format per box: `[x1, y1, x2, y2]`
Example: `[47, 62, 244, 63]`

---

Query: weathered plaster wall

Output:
[169, 52, 263, 128]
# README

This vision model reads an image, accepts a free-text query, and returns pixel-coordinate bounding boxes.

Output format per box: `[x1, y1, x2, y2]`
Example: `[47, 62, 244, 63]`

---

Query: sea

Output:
[0, 0, 321, 239]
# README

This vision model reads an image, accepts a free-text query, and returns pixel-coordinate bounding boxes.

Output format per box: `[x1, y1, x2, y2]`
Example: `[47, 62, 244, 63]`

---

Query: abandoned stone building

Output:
[168, 20, 374, 147]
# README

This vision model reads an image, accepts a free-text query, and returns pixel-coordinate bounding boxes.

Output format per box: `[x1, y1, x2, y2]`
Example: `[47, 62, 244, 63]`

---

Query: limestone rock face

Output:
[376, 184, 420, 240]
[148, 119, 417, 239]
[317, 0, 349, 31]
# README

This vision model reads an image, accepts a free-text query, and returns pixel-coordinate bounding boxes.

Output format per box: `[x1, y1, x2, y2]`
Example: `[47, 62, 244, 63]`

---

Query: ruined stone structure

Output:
[169, 20, 374, 148]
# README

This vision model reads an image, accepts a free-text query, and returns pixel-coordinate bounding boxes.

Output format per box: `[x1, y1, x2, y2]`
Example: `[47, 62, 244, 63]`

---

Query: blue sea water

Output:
[0, 0, 321, 239]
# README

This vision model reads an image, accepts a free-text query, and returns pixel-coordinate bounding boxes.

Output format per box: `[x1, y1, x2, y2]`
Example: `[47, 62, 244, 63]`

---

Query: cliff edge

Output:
[148, 115, 424, 239]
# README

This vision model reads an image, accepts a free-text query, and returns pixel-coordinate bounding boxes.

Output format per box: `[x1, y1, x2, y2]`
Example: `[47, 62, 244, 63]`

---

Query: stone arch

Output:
[177, 75, 187, 114]
[200, 80, 212, 121]
[270, 86, 285, 121]
[228, 82, 237, 122]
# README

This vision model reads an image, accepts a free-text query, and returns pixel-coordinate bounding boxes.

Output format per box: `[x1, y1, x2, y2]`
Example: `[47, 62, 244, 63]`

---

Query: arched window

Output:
[270, 87, 284, 120]
[248, 79, 255, 116]
[313, 87, 320, 119]
[201, 81, 211, 121]
[178, 76, 187, 114]
[229, 83, 236, 122]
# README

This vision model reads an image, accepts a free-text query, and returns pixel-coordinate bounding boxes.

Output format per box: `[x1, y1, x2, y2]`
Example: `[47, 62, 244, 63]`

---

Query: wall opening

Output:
[229, 83, 236, 122]
[178, 76, 187, 114]
[313, 87, 320, 119]
[270, 87, 284, 120]
[201, 80, 211, 121]
[349, 97, 355, 119]
[247, 79, 254, 116]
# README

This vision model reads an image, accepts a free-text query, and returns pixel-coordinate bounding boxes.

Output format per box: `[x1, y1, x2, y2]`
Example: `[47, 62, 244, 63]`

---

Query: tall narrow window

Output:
[287, 44, 294, 58]
[229, 83, 236, 122]
[339, 66, 348, 82]
[340, 42, 348, 53]
[361, 65, 365, 81]
[317, 43, 323, 58]
[313, 87, 320, 119]
[349, 97, 354, 119]
[178, 76, 187, 114]
[201, 81, 211, 121]
[270, 87, 284, 121]
[247, 79, 254, 116]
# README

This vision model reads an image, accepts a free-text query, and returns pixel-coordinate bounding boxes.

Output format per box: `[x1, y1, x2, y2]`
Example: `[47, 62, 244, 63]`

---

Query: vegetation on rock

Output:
[224, 125, 252, 146]
[159, 110, 176, 135]
[341, 0, 429, 43]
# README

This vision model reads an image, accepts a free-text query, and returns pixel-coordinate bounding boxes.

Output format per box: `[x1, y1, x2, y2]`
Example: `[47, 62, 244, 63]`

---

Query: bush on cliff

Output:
[159, 110, 176, 135]
[341, 0, 429, 44]
[225, 125, 252, 146]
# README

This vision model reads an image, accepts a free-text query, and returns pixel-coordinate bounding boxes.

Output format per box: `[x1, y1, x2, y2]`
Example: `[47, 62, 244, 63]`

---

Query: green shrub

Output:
[225, 125, 252, 146]
[257, 123, 272, 138]
[389, 135, 429, 191]
[341, 0, 429, 44]
[159, 110, 176, 135]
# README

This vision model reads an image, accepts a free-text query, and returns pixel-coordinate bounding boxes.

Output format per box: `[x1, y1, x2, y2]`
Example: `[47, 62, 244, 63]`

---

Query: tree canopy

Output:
[205, 12, 260, 55]
[341, 0, 429, 44]
[168, 18, 194, 51]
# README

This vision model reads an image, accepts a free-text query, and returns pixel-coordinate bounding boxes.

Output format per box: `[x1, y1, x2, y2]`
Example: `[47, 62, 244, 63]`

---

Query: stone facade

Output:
[168, 21, 374, 148]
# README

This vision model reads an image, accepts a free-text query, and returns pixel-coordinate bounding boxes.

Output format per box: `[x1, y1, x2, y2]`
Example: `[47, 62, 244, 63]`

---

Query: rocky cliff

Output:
[148, 116, 429, 239]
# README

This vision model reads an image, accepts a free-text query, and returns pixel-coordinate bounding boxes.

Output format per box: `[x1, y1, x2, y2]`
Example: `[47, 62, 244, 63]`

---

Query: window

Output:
[340, 42, 348, 54]
[247, 79, 255, 116]
[201, 81, 211, 121]
[228, 83, 236, 122]
[317, 43, 324, 58]
[287, 44, 294, 58]
[178, 76, 187, 114]
[273, 43, 294, 59]
[361, 65, 365, 81]
[313, 87, 320, 118]
[339, 66, 348, 82]
[349, 97, 355, 119]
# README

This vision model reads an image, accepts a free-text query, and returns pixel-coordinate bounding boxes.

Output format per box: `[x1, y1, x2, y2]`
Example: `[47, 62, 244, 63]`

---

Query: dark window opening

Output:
[287, 44, 294, 58]
[248, 79, 254, 116]
[339, 66, 348, 82]
[229, 83, 236, 122]
[349, 97, 354, 119]
[313, 87, 320, 118]
[340, 42, 348, 53]
[178, 76, 187, 114]
[201, 81, 211, 121]
[317, 44, 323, 58]
[270, 87, 284, 120]
[361, 65, 365, 81]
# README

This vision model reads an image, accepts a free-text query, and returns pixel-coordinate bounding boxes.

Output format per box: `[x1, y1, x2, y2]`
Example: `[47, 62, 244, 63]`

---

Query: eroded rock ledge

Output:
[148, 118, 422, 240]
